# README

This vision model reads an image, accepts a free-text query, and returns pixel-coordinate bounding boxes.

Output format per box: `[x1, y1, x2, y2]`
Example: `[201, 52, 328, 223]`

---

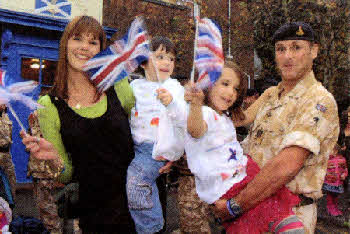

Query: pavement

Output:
[10, 183, 350, 233]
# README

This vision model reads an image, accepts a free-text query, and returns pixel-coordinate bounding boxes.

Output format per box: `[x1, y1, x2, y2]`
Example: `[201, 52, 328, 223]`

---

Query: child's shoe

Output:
[270, 215, 304, 233]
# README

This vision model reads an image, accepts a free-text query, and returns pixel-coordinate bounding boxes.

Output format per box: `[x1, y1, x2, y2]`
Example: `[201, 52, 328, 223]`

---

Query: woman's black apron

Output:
[51, 87, 135, 232]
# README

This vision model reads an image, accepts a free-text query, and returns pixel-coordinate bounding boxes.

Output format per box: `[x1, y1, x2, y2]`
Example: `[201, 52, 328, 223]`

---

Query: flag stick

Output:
[7, 103, 26, 132]
[150, 54, 161, 84]
[190, 2, 200, 84]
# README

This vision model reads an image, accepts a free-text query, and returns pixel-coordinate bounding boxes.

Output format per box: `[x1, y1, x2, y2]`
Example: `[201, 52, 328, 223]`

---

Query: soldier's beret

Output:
[273, 22, 315, 43]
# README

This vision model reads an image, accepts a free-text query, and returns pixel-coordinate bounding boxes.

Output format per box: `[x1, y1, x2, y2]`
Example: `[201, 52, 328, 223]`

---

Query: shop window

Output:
[21, 57, 57, 93]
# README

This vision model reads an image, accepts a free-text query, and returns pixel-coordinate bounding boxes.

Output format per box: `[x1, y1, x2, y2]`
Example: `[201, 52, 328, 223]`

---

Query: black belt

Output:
[297, 194, 315, 207]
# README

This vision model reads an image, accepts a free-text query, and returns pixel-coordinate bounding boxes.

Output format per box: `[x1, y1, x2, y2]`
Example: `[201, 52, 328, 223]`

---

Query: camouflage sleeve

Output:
[280, 92, 339, 161]
[27, 111, 64, 179]
[0, 112, 12, 147]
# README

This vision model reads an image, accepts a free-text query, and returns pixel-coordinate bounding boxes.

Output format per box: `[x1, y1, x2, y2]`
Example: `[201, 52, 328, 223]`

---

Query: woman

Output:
[21, 15, 135, 232]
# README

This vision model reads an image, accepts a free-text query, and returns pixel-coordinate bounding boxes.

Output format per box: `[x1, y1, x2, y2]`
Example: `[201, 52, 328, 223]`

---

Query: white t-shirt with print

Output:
[130, 77, 184, 145]
[167, 104, 248, 204]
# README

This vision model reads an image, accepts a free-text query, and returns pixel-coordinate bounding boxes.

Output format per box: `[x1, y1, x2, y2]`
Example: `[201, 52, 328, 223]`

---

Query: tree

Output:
[103, 0, 254, 79]
[249, 0, 350, 113]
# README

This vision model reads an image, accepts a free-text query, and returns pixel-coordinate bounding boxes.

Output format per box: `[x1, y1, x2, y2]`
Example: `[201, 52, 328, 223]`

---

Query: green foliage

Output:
[250, 0, 350, 112]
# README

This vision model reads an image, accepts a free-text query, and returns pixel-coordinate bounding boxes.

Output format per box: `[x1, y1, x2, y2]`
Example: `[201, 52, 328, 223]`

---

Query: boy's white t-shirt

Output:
[130, 77, 184, 145]
[167, 104, 248, 204]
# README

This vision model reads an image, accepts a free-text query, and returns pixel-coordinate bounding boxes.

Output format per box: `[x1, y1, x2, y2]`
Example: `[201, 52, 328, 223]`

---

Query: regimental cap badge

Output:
[296, 26, 304, 36]
[273, 22, 315, 43]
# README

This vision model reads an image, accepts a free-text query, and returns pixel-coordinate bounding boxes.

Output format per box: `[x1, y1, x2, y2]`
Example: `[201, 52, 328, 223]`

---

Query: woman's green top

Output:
[37, 78, 135, 183]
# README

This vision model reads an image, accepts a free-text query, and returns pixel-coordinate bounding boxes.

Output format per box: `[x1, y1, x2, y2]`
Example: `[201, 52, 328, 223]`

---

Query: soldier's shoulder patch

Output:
[316, 103, 327, 113]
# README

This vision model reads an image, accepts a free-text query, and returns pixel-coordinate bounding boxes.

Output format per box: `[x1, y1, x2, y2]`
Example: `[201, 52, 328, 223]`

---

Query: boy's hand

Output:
[159, 161, 173, 174]
[155, 155, 168, 161]
[157, 88, 173, 106]
[185, 83, 204, 106]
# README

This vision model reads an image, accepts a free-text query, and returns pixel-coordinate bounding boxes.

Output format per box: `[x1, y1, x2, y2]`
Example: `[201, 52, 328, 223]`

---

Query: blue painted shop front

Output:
[0, 9, 116, 183]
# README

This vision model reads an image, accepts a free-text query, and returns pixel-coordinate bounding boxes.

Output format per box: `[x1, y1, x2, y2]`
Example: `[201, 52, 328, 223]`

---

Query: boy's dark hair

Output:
[203, 61, 247, 121]
[137, 36, 176, 76]
[150, 36, 176, 56]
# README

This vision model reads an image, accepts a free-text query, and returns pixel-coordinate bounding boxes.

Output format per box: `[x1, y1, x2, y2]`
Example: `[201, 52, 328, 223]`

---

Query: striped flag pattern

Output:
[84, 17, 150, 92]
[0, 69, 41, 110]
[194, 18, 224, 90]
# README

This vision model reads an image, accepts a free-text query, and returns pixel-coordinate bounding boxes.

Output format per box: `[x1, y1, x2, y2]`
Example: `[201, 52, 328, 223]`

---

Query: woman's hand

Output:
[20, 130, 60, 160]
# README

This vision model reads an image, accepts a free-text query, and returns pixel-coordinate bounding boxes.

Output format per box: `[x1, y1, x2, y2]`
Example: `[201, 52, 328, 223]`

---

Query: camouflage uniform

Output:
[174, 156, 212, 234]
[0, 111, 16, 199]
[27, 111, 64, 234]
[242, 72, 339, 234]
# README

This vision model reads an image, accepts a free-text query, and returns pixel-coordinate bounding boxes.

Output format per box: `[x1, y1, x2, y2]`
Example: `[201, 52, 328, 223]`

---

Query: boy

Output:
[127, 36, 185, 233]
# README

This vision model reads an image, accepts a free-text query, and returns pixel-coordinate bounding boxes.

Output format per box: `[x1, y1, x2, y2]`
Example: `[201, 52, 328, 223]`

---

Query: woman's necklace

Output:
[69, 95, 82, 109]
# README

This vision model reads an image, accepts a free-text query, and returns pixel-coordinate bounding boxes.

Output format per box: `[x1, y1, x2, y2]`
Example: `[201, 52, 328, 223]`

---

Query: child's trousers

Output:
[127, 143, 165, 233]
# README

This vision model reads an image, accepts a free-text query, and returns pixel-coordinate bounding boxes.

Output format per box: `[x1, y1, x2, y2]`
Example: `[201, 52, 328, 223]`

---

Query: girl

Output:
[323, 144, 348, 216]
[21, 16, 135, 233]
[164, 61, 304, 233]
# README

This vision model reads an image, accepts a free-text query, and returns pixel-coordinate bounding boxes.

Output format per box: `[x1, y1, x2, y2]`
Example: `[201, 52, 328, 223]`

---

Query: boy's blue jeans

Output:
[126, 143, 165, 234]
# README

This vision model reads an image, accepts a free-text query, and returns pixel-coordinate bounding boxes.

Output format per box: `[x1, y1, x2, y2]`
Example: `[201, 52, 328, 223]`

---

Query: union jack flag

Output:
[84, 17, 150, 93]
[0, 69, 41, 110]
[194, 18, 224, 90]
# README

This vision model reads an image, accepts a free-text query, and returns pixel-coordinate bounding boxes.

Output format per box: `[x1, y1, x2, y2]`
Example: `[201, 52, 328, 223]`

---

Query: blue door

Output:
[1, 28, 59, 183]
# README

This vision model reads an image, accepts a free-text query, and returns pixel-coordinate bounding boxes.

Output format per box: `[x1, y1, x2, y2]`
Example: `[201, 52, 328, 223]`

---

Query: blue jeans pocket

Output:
[127, 162, 153, 210]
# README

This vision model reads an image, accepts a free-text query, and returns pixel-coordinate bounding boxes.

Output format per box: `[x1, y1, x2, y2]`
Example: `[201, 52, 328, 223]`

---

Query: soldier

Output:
[0, 104, 16, 200]
[27, 111, 64, 234]
[174, 155, 212, 234]
[212, 22, 340, 234]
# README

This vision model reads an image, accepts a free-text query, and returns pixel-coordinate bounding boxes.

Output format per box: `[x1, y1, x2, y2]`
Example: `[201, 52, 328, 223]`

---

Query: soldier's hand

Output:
[210, 198, 232, 223]
[20, 130, 60, 160]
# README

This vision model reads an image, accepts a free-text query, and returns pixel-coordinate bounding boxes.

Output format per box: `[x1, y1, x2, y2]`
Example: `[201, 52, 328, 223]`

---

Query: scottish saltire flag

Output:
[84, 17, 150, 93]
[34, 0, 72, 18]
[194, 18, 224, 90]
[0, 69, 41, 110]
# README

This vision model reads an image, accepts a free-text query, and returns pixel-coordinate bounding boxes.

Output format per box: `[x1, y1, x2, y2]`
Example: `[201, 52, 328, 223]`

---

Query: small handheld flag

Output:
[84, 17, 150, 92]
[0, 70, 41, 110]
[194, 18, 224, 90]
[0, 69, 41, 131]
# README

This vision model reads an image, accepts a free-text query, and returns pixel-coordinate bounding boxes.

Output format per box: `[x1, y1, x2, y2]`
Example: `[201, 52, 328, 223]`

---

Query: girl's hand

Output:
[156, 88, 173, 106]
[20, 130, 60, 160]
[344, 126, 350, 137]
[341, 174, 347, 181]
[184, 83, 204, 106]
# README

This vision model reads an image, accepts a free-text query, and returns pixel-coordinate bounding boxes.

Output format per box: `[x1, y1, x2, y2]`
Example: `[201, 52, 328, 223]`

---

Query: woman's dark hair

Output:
[203, 60, 247, 120]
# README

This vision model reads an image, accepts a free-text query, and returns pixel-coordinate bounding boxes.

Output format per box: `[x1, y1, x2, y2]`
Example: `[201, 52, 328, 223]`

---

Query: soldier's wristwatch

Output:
[226, 198, 243, 219]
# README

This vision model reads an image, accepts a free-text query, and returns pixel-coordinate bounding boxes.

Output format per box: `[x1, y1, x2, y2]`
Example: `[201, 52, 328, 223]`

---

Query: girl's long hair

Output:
[50, 16, 107, 99]
[204, 61, 248, 120]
